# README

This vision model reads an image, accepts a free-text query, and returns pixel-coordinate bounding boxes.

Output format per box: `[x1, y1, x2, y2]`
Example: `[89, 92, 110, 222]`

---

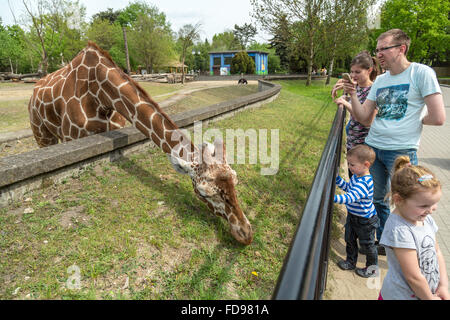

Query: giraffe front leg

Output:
[29, 109, 59, 148]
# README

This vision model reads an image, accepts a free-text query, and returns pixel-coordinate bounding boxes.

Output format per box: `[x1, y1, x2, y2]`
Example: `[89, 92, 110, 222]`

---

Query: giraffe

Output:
[28, 41, 253, 245]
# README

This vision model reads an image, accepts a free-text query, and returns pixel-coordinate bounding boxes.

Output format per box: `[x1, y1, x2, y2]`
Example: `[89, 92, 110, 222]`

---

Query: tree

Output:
[117, 1, 174, 74]
[91, 8, 120, 24]
[321, 0, 376, 84]
[19, 0, 86, 74]
[0, 24, 28, 73]
[251, 0, 327, 85]
[117, 7, 136, 74]
[87, 17, 122, 52]
[129, 11, 175, 74]
[233, 23, 257, 49]
[211, 31, 241, 51]
[230, 51, 256, 74]
[268, 14, 293, 72]
[379, 0, 450, 65]
[177, 23, 202, 84]
[185, 40, 211, 73]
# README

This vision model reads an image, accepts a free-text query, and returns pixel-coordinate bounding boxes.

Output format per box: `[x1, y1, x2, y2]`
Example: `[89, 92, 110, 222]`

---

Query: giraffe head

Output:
[170, 139, 253, 245]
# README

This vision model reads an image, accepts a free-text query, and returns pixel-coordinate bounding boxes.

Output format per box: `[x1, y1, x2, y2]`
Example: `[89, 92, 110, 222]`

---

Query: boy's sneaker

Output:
[337, 260, 356, 271]
[355, 266, 378, 278]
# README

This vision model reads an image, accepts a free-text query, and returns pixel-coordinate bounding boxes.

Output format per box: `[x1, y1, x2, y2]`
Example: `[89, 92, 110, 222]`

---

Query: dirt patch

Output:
[0, 136, 39, 158]
[0, 84, 34, 100]
[59, 206, 90, 229]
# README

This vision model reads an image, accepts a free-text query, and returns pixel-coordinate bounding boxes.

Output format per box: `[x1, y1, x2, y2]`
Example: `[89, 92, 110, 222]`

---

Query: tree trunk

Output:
[326, 29, 338, 85]
[41, 53, 48, 75]
[123, 26, 131, 74]
[306, 39, 314, 86]
[181, 54, 186, 85]
[326, 57, 334, 85]
[9, 58, 14, 74]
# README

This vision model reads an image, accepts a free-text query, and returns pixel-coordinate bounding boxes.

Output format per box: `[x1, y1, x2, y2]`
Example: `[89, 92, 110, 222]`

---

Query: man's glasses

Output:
[374, 44, 403, 54]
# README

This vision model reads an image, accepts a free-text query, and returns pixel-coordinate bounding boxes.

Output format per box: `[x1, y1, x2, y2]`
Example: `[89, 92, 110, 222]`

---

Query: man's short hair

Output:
[347, 144, 376, 165]
[377, 29, 411, 56]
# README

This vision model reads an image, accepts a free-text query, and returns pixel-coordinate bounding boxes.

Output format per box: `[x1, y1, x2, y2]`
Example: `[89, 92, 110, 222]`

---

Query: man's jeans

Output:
[369, 146, 418, 240]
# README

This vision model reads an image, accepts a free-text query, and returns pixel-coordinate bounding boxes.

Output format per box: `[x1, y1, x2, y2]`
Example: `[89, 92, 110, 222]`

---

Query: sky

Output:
[0, 0, 271, 43]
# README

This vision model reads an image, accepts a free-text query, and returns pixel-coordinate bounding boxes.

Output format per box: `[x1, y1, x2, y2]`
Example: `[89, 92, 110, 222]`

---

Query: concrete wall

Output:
[197, 74, 326, 81]
[0, 80, 281, 207]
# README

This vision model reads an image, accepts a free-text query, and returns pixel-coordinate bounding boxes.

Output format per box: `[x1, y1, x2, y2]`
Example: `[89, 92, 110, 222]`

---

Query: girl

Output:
[379, 156, 450, 300]
[332, 51, 380, 152]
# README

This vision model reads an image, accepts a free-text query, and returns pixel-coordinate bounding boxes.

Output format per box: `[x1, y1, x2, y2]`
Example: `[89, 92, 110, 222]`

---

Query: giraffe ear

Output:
[213, 138, 226, 164]
[168, 154, 194, 176]
[200, 142, 215, 165]
[201, 140, 225, 165]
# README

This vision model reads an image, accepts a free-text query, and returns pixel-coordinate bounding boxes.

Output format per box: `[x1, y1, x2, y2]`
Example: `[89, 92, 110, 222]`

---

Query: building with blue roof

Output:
[209, 50, 269, 76]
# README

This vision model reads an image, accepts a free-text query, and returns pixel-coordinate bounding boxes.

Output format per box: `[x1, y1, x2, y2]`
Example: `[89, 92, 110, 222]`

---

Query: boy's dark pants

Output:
[344, 213, 379, 267]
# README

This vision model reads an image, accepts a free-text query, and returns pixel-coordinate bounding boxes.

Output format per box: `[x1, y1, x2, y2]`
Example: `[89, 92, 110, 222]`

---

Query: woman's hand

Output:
[343, 80, 357, 96]
[335, 95, 353, 114]
[331, 79, 344, 98]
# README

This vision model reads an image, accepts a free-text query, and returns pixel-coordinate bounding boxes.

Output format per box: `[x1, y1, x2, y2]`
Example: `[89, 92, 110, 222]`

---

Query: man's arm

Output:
[422, 93, 446, 126]
[342, 82, 377, 127]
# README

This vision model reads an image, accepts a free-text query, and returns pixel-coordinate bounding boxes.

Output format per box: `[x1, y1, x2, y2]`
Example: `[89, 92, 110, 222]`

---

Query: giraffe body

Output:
[28, 42, 253, 245]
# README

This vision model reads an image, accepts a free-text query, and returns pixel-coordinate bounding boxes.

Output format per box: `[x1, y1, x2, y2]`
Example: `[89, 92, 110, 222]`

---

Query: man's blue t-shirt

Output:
[365, 63, 441, 150]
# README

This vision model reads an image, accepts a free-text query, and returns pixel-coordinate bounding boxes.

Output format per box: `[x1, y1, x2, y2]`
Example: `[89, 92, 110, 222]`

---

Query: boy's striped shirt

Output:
[334, 174, 376, 218]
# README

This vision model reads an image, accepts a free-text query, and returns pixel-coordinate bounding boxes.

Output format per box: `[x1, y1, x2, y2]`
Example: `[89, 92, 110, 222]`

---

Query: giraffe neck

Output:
[85, 45, 197, 162]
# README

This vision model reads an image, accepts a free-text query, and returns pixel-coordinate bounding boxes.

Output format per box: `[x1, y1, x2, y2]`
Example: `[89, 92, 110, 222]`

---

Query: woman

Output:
[332, 51, 381, 153]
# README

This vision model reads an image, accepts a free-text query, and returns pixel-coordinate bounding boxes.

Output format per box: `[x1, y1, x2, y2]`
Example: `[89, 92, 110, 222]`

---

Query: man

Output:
[336, 29, 445, 254]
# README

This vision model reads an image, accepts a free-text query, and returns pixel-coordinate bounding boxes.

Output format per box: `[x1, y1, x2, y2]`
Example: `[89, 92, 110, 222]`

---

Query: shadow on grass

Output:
[280, 99, 332, 169]
[243, 99, 334, 228]
[110, 155, 246, 248]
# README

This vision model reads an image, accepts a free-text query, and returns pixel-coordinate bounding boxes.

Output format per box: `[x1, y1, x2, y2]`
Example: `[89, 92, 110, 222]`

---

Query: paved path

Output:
[418, 85, 450, 282]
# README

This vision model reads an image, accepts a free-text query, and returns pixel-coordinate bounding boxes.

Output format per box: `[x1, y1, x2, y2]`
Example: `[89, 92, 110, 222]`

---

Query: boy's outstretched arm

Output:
[335, 175, 349, 192]
[334, 179, 371, 204]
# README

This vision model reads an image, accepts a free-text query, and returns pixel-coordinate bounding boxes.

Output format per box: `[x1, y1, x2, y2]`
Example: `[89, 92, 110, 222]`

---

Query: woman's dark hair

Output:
[351, 50, 381, 81]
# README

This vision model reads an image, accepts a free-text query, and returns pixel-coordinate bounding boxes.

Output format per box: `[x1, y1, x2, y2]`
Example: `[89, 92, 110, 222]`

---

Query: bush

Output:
[231, 51, 256, 74]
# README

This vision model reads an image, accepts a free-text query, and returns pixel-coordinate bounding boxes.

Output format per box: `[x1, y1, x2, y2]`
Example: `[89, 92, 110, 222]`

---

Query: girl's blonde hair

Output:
[390, 156, 441, 204]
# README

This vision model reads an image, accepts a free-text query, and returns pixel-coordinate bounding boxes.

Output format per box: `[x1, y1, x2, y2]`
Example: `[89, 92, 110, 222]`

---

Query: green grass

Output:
[0, 79, 339, 300]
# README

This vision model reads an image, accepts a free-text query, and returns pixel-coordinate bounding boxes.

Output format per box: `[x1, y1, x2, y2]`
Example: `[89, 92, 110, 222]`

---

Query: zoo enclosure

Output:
[273, 104, 346, 300]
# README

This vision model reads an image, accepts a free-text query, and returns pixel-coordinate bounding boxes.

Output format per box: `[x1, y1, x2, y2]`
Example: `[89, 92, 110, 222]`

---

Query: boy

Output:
[334, 144, 379, 278]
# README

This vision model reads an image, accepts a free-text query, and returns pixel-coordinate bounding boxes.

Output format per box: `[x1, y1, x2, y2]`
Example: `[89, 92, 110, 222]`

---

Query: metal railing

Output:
[272, 104, 346, 300]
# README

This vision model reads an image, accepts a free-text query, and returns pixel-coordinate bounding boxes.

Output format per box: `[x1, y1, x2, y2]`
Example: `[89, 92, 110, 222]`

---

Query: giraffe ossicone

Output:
[28, 41, 253, 245]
